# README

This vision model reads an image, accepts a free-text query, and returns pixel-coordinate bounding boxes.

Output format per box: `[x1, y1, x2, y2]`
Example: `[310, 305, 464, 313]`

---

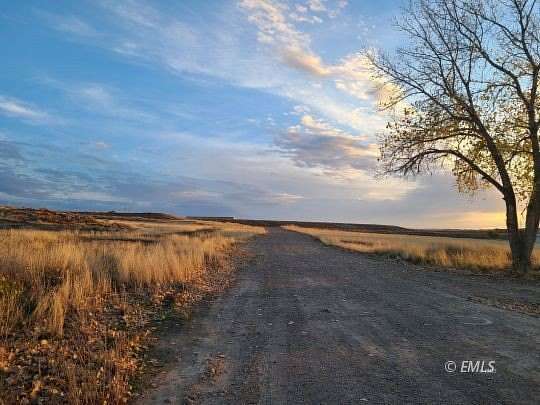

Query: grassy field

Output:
[284, 225, 540, 273]
[0, 215, 264, 404]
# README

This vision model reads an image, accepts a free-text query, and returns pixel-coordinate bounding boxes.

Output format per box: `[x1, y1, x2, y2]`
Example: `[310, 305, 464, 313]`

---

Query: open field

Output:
[283, 225, 540, 273]
[188, 217, 509, 240]
[1, 207, 539, 404]
[0, 209, 264, 404]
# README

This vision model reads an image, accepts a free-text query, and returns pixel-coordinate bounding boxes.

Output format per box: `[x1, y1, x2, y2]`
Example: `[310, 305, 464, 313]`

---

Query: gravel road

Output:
[139, 228, 540, 404]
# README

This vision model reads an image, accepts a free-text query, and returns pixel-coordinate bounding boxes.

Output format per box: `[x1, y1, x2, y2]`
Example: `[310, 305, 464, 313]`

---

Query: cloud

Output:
[307, 0, 327, 12]
[268, 192, 304, 203]
[40, 79, 156, 123]
[0, 135, 311, 216]
[239, 0, 327, 76]
[282, 48, 329, 75]
[50, 15, 99, 37]
[39, 1, 386, 134]
[74, 84, 155, 121]
[0, 96, 53, 123]
[0, 140, 25, 161]
[289, 12, 323, 24]
[94, 141, 110, 150]
[276, 113, 378, 172]
[238, 1, 397, 116]
[170, 190, 222, 201]
[57, 191, 130, 203]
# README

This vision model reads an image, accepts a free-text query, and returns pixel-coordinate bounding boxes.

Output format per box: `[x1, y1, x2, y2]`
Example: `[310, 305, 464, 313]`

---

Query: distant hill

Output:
[0, 206, 182, 230]
[189, 217, 507, 240]
[80, 211, 183, 221]
[0, 206, 126, 230]
[0, 206, 507, 240]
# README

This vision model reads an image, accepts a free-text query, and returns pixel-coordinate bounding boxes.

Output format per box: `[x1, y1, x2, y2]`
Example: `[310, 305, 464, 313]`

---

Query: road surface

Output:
[139, 228, 540, 404]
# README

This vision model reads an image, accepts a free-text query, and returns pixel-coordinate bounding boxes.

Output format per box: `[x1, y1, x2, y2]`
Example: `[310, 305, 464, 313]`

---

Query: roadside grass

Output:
[0, 219, 264, 404]
[283, 225, 540, 273]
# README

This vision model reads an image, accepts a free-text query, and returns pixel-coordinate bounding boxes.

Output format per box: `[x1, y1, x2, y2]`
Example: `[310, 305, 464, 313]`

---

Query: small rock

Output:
[288, 321, 295, 325]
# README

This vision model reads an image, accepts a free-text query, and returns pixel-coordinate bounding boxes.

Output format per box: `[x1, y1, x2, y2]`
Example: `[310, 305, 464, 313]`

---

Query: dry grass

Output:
[0, 219, 264, 404]
[284, 225, 540, 272]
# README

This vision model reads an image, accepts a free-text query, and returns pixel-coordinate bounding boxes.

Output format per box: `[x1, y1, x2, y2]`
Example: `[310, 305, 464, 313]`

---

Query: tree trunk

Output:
[505, 194, 530, 274]
[506, 191, 540, 274]
[507, 229, 530, 274]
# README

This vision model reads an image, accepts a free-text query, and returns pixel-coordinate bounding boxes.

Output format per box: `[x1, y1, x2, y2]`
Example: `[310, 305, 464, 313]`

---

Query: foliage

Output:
[371, 0, 540, 272]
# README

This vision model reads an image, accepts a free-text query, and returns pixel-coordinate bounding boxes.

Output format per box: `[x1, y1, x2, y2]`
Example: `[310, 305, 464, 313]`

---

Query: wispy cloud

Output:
[0, 140, 25, 161]
[74, 83, 156, 122]
[0, 95, 56, 124]
[94, 141, 111, 150]
[37, 1, 386, 134]
[43, 13, 100, 37]
[39, 78, 157, 123]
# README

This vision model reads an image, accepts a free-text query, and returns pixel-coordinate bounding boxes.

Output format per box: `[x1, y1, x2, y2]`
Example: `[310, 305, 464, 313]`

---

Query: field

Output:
[0, 209, 264, 404]
[284, 225, 540, 273]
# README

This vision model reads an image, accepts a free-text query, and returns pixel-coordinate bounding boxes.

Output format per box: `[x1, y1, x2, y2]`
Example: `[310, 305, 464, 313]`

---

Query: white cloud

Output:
[94, 141, 110, 150]
[238, 1, 397, 129]
[55, 16, 99, 37]
[289, 11, 323, 24]
[40, 79, 156, 123]
[35, 11, 100, 38]
[0, 96, 54, 124]
[307, 0, 327, 12]
[39, 1, 388, 135]
[57, 191, 131, 203]
[269, 192, 304, 203]
[171, 190, 222, 200]
[239, 0, 309, 49]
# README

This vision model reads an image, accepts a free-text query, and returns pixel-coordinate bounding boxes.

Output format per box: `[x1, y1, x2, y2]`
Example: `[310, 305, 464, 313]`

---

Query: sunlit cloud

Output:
[276, 113, 378, 172]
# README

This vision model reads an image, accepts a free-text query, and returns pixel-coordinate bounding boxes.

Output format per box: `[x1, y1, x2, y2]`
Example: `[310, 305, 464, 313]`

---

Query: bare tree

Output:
[372, 0, 540, 273]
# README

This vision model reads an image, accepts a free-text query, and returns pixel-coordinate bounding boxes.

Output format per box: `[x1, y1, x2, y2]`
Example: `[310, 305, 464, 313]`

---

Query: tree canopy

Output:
[372, 0, 540, 272]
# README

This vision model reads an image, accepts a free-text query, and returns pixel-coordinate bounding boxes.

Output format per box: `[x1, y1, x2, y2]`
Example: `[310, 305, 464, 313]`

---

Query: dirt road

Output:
[139, 228, 540, 404]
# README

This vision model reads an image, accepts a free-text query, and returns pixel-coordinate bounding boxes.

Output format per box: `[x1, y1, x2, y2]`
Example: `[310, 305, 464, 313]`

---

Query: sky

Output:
[0, 0, 507, 228]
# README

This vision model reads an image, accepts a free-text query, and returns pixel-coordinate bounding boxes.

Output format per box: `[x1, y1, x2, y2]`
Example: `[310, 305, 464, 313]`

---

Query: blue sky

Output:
[0, 0, 505, 228]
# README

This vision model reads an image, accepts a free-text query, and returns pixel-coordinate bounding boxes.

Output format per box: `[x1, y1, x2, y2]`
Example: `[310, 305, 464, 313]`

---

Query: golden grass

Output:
[0, 219, 264, 403]
[283, 225, 540, 272]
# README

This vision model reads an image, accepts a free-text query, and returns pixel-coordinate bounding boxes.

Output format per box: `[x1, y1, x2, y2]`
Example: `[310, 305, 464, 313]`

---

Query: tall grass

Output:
[284, 225, 540, 272]
[0, 220, 264, 403]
